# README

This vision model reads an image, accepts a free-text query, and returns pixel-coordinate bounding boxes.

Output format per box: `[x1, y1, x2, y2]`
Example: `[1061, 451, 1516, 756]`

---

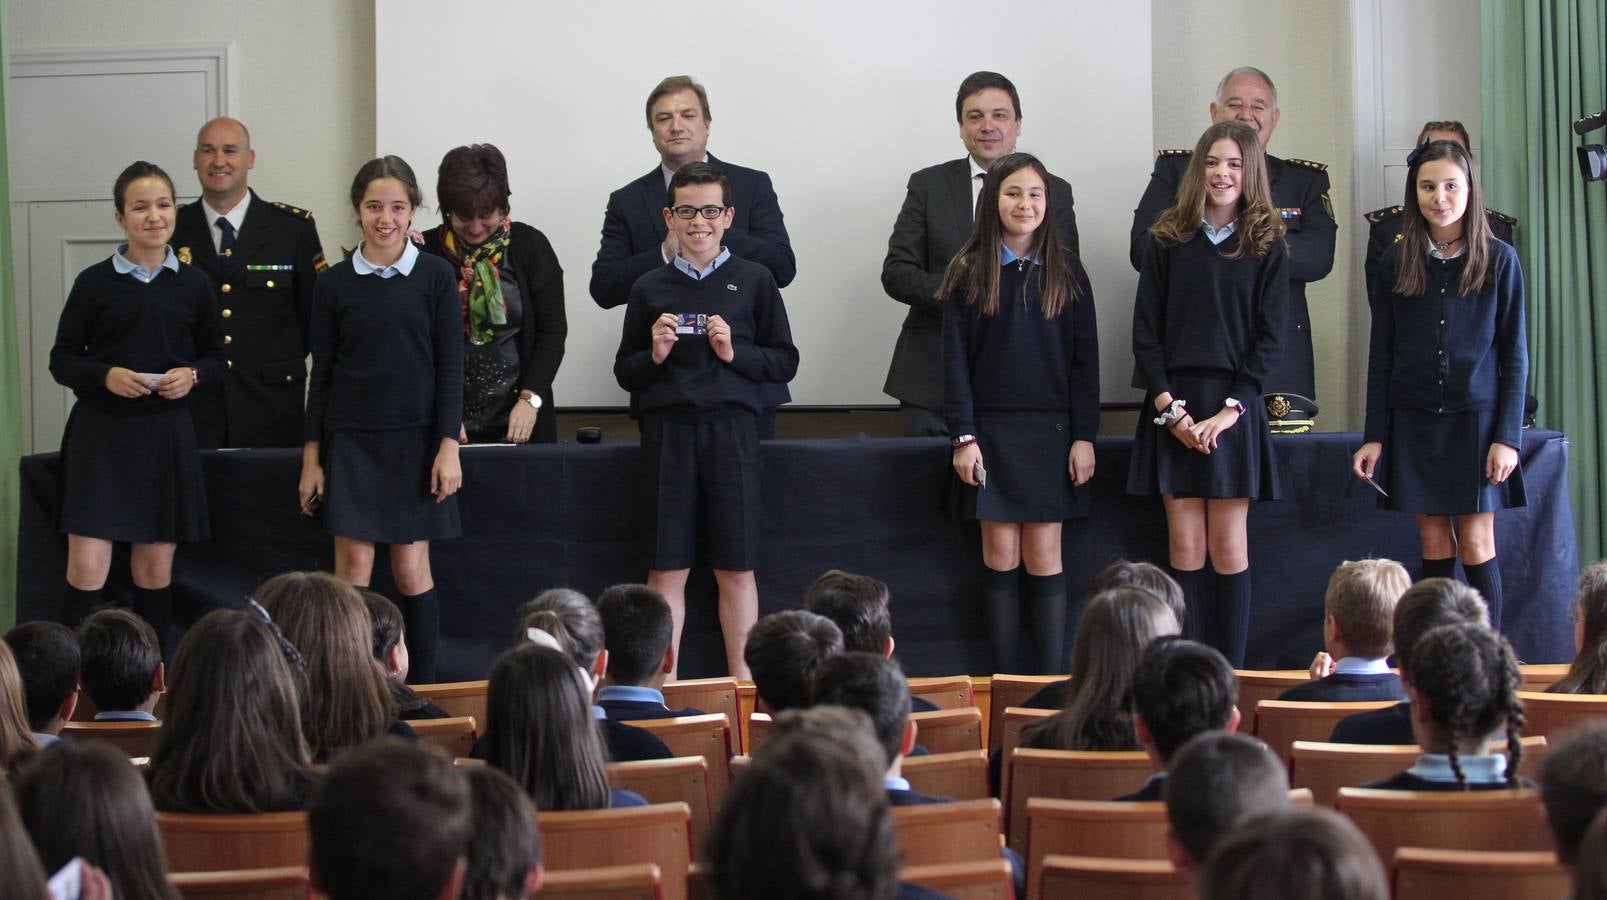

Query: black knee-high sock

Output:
[1023, 571, 1068, 675]
[399, 588, 440, 683]
[1171, 566, 1209, 644]
[63, 584, 103, 626]
[1214, 569, 1252, 667]
[981, 566, 1021, 675]
[1464, 557, 1504, 631]
[132, 586, 173, 660]
[1421, 557, 1458, 581]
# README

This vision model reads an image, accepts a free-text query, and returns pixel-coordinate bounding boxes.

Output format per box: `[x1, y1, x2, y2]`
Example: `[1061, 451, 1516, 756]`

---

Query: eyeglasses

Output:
[671, 205, 728, 220]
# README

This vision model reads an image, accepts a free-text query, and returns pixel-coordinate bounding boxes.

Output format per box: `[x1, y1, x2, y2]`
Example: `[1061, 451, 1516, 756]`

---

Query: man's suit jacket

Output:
[881, 158, 1079, 411]
[172, 191, 325, 448]
[1128, 151, 1335, 402]
[1328, 701, 1415, 745]
[1276, 672, 1406, 703]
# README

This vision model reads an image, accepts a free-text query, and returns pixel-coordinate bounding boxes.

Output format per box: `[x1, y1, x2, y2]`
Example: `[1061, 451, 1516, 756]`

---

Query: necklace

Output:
[1431, 233, 1464, 253]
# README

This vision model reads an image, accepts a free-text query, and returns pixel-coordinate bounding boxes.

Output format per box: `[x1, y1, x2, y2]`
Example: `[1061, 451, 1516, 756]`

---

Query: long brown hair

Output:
[1152, 121, 1285, 259]
[0, 641, 40, 775]
[1021, 588, 1180, 751]
[936, 152, 1081, 317]
[256, 572, 396, 763]
[483, 643, 612, 811]
[1392, 140, 1493, 297]
[149, 609, 312, 812]
[1554, 563, 1607, 694]
[0, 784, 47, 897]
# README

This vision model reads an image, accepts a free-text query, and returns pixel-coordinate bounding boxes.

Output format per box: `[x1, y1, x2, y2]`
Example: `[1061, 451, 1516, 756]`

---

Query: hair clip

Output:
[525, 626, 563, 651]
[1405, 145, 1430, 167]
[245, 597, 308, 674]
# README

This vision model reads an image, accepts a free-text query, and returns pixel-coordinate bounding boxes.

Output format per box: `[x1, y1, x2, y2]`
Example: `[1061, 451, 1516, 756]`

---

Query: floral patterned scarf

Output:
[441, 220, 511, 345]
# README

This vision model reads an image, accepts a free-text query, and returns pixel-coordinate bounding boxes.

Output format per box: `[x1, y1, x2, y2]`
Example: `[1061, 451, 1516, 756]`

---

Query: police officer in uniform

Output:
[1130, 67, 1336, 420]
[173, 117, 326, 448]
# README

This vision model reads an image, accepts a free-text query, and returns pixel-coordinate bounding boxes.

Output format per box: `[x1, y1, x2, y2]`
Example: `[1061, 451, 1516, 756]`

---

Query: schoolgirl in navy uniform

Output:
[1354, 140, 1527, 629]
[1128, 121, 1288, 667]
[298, 156, 464, 683]
[941, 152, 1099, 675]
[49, 161, 225, 644]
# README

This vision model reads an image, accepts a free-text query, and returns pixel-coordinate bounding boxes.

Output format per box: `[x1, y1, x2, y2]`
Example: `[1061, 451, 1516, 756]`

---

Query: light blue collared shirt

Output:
[591, 705, 609, 721]
[884, 775, 911, 792]
[111, 245, 180, 283]
[94, 709, 159, 722]
[597, 685, 668, 706]
[352, 240, 419, 279]
[1334, 656, 1393, 676]
[33, 732, 60, 748]
[1407, 752, 1508, 784]
[671, 247, 731, 281]
[999, 244, 1042, 267]
[1201, 219, 1238, 245]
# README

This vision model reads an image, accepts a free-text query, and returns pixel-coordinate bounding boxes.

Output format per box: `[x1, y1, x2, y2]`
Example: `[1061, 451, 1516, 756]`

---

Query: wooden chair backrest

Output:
[1253, 700, 1397, 768]
[890, 798, 1004, 867]
[997, 706, 1056, 804]
[901, 860, 1014, 900]
[908, 675, 975, 710]
[620, 714, 732, 808]
[1517, 690, 1607, 741]
[407, 715, 478, 759]
[988, 679, 1062, 753]
[1233, 669, 1313, 726]
[663, 677, 742, 749]
[1024, 798, 1169, 865]
[410, 680, 489, 725]
[686, 862, 714, 900]
[902, 750, 990, 801]
[1334, 788, 1553, 863]
[1518, 663, 1570, 692]
[1004, 748, 1157, 853]
[606, 756, 711, 846]
[1392, 847, 1570, 900]
[538, 802, 692, 900]
[169, 866, 308, 900]
[156, 811, 308, 873]
[1290, 735, 1548, 806]
[745, 712, 772, 756]
[60, 719, 162, 757]
[1036, 855, 1190, 900]
[539, 863, 664, 900]
[912, 706, 984, 753]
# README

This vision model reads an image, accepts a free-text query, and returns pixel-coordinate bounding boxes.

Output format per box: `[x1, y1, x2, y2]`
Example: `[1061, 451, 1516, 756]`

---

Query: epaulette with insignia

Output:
[271, 201, 315, 220]
[1157, 148, 1192, 158]
[1363, 205, 1403, 224]
[1285, 158, 1328, 171]
[1488, 209, 1518, 226]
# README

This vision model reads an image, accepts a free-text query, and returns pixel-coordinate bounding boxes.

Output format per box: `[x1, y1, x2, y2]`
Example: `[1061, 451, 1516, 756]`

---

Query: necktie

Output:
[217, 216, 237, 256]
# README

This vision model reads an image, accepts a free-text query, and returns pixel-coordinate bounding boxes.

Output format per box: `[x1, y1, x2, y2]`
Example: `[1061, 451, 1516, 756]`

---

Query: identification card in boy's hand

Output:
[1363, 472, 1389, 498]
[674, 313, 708, 336]
[973, 460, 987, 490]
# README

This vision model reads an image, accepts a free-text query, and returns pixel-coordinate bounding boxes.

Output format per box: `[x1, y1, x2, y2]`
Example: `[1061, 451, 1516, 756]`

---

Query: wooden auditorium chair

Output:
[410, 679, 489, 726]
[156, 811, 308, 872]
[1517, 689, 1607, 741]
[407, 715, 477, 759]
[1289, 735, 1549, 806]
[620, 713, 733, 807]
[1004, 748, 1157, 853]
[987, 676, 1062, 753]
[901, 749, 991, 801]
[901, 859, 1015, 900]
[1036, 855, 1190, 900]
[1391, 847, 1570, 900]
[168, 865, 308, 900]
[890, 798, 1005, 868]
[1253, 699, 1397, 767]
[662, 677, 742, 748]
[1232, 668, 1312, 727]
[1518, 663, 1570, 692]
[907, 674, 975, 710]
[911, 706, 984, 753]
[538, 802, 692, 900]
[1334, 787, 1553, 864]
[60, 719, 162, 757]
[539, 863, 664, 900]
[606, 756, 712, 845]
[745, 711, 773, 756]
[996, 705, 1056, 802]
[1023, 799, 1170, 867]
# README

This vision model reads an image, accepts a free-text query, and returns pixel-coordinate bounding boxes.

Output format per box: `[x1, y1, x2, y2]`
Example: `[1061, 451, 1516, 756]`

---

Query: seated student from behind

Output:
[594, 583, 704, 720]
[1550, 560, 1607, 694]
[1202, 807, 1389, 900]
[1280, 559, 1410, 702]
[308, 738, 471, 900]
[461, 765, 543, 900]
[75, 608, 164, 721]
[805, 569, 940, 713]
[362, 590, 449, 720]
[1119, 637, 1240, 801]
[1330, 578, 1489, 745]
[744, 609, 843, 714]
[1542, 723, 1607, 873]
[1362, 622, 1527, 791]
[2, 622, 79, 748]
[1162, 731, 1290, 874]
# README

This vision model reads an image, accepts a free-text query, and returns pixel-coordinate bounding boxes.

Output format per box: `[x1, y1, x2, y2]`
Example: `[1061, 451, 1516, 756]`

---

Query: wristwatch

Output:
[518, 390, 542, 411]
[952, 434, 977, 449]
[1224, 397, 1243, 414]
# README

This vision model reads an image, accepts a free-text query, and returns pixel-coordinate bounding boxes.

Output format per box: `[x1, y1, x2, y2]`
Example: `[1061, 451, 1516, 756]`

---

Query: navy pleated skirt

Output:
[950, 410, 1088, 523]
[1127, 371, 1280, 500]
[58, 402, 210, 542]
[1378, 407, 1526, 515]
[322, 427, 461, 543]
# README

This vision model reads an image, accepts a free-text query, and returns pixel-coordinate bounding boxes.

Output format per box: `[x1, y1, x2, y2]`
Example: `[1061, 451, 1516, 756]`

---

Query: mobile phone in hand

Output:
[973, 460, 987, 490]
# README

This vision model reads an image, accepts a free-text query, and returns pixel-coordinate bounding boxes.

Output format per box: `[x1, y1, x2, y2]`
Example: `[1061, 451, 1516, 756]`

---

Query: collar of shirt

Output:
[33, 732, 60, 748]
[353, 240, 420, 278]
[1407, 752, 1508, 783]
[1201, 218, 1238, 245]
[662, 155, 712, 188]
[94, 709, 159, 722]
[672, 247, 731, 280]
[1333, 656, 1393, 676]
[1000, 244, 1042, 267]
[1141, 771, 1168, 791]
[883, 775, 911, 792]
[596, 685, 668, 706]
[591, 704, 609, 721]
[112, 244, 180, 283]
[1426, 235, 1469, 260]
[968, 156, 988, 217]
[202, 191, 252, 253]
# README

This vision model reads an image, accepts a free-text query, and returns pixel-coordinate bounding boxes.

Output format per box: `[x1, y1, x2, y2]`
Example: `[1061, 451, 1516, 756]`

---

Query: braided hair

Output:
[1409, 622, 1525, 789]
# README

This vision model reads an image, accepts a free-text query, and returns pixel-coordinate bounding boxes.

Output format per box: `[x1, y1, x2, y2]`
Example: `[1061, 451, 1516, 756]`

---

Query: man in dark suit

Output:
[881, 71, 1080, 437]
[1129, 67, 1336, 408]
[172, 117, 326, 448]
[589, 75, 795, 437]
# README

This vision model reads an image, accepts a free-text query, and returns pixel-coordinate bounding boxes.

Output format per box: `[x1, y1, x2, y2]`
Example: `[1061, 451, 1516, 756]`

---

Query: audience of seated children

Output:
[1201, 807, 1388, 900]
[255, 571, 411, 761]
[308, 738, 471, 900]
[594, 583, 704, 719]
[1119, 637, 1240, 801]
[745, 609, 844, 714]
[14, 740, 180, 900]
[1162, 732, 1291, 874]
[1541, 722, 1607, 870]
[804, 569, 940, 713]
[1577, 808, 1607, 900]
[1361, 622, 1525, 791]
[461, 765, 544, 900]
[362, 589, 450, 720]
[3, 621, 79, 748]
[1330, 578, 1489, 744]
[0, 639, 41, 776]
[1552, 560, 1607, 694]
[481, 642, 646, 810]
[147, 608, 315, 813]
[75, 607, 164, 721]
[516, 587, 672, 762]
[1280, 559, 1411, 702]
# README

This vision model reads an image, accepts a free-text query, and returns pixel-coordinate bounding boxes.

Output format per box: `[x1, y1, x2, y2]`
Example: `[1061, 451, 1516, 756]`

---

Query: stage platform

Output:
[16, 430, 1579, 680]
